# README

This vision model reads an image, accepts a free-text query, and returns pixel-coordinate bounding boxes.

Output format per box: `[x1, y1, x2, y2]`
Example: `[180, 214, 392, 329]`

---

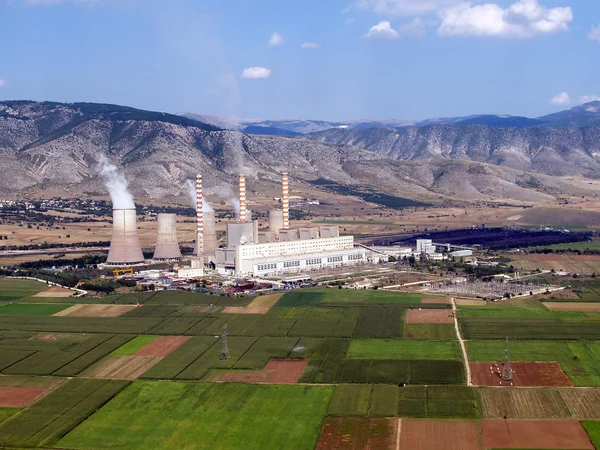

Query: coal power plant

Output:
[106, 209, 145, 266]
[152, 213, 182, 261]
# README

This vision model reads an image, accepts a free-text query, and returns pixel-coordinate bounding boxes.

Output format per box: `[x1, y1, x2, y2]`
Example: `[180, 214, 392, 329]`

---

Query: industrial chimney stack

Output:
[106, 209, 145, 265]
[152, 213, 182, 261]
[282, 172, 290, 230]
[190, 174, 204, 273]
[239, 174, 247, 223]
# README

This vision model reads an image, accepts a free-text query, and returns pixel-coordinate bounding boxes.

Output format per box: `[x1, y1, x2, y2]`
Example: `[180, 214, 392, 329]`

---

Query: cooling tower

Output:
[152, 213, 182, 261]
[239, 174, 247, 223]
[203, 211, 217, 263]
[106, 209, 145, 265]
[269, 209, 284, 237]
[282, 172, 290, 230]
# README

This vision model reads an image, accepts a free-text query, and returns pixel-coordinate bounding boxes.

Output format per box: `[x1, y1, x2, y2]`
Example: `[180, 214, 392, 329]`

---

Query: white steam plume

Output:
[185, 179, 214, 212]
[98, 155, 135, 209]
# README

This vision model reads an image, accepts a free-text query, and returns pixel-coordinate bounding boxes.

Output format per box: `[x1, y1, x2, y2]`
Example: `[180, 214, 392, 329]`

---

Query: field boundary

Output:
[452, 297, 472, 386]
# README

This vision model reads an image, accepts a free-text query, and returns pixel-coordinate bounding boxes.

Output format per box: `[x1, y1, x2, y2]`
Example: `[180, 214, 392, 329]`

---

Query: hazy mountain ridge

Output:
[0, 101, 594, 205]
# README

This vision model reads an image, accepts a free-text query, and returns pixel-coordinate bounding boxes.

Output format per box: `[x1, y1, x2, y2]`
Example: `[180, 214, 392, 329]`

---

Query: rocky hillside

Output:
[306, 124, 600, 177]
[0, 101, 594, 205]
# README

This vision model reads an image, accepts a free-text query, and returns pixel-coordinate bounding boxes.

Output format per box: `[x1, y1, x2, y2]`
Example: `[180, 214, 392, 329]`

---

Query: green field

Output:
[397, 386, 479, 418]
[460, 317, 600, 340]
[458, 304, 600, 320]
[0, 408, 19, 424]
[59, 382, 334, 450]
[318, 289, 430, 305]
[0, 303, 72, 316]
[467, 340, 600, 386]
[582, 421, 600, 449]
[347, 339, 462, 360]
[404, 323, 456, 340]
[111, 336, 157, 355]
[530, 242, 600, 251]
[0, 279, 48, 302]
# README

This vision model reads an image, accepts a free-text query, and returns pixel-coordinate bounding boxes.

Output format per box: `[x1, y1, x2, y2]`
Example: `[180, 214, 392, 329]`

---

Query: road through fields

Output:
[452, 297, 472, 386]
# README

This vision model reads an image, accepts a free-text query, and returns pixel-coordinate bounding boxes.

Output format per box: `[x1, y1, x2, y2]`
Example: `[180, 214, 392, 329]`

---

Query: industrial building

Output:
[152, 213, 182, 261]
[106, 208, 145, 266]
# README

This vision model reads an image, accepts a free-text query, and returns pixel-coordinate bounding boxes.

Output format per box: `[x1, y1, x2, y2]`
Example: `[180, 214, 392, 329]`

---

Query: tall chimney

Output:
[196, 174, 204, 263]
[239, 174, 247, 223]
[282, 172, 290, 230]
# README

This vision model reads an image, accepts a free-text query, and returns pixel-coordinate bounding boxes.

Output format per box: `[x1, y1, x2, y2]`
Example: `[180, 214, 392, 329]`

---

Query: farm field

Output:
[399, 419, 480, 450]
[508, 253, 600, 273]
[467, 340, 600, 386]
[347, 339, 462, 360]
[544, 302, 600, 311]
[58, 382, 334, 450]
[315, 418, 398, 450]
[0, 303, 71, 316]
[404, 323, 456, 340]
[470, 361, 573, 387]
[0, 279, 47, 302]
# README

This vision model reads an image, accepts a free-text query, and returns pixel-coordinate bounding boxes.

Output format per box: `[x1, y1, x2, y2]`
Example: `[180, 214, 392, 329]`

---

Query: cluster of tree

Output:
[528, 247, 600, 255]
[0, 241, 109, 251]
[19, 254, 106, 270]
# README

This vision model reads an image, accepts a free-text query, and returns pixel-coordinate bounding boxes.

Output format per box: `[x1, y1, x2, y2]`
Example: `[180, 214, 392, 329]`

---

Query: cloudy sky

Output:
[0, 0, 598, 120]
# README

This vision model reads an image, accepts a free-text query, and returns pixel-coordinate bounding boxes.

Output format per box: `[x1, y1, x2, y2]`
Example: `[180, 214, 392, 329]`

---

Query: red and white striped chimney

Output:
[282, 172, 290, 230]
[196, 174, 204, 258]
[239, 174, 247, 223]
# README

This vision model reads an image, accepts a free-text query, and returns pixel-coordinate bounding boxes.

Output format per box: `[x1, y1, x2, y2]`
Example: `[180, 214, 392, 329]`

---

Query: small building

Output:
[451, 250, 473, 258]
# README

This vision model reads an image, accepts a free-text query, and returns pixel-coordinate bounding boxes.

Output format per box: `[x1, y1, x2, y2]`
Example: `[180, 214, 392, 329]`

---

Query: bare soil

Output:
[0, 387, 49, 407]
[316, 417, 397, 450]
[54, 304, 137, 317]
[32, 286, 75, 298]
[470, 362, 573, 387]
[399, 419, 480, 450]
[83, 355, 162, 380]
[406, 309, 454, 324]
[134, 336, 190, 357]
[212, 359, 309, 384]
[456, 299, 487, 306]
[222, 306, 271, 315]
[481, 419, 594, 449]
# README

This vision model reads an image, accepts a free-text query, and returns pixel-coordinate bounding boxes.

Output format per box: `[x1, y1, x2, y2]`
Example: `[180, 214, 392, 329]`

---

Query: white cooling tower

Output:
[269, 209, 284, 237]
[106, 209, 145, 265]
[203, 211, 217, 263]
[152, 213, 182, 261]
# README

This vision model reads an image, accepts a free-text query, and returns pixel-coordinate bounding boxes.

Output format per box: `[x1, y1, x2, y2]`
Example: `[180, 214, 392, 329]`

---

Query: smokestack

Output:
[195, 174, 204, 269]
[203, 211, 217, 264]
[239, 174, 247, 223]
[153, 214, 182, 261]
[106, 209, 145, 265]
[282, 172, 290, 230]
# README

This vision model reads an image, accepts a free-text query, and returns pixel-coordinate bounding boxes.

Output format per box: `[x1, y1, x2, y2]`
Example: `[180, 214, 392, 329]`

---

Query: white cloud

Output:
[438, 0, 573, 38]
[241, 67, 271, 79]
[268, 32, 285, 46]
[398, 18, 427, 38]
[345, 17, 356, 24]
[0, 78, 6, 87]
[589, 24, 600, 43]
[580, 95, 600, 104]
[549, 92, 570, 105]
[350, 0, 462, 17]
[301, 42, 321, 49]
[365, 21, 399, 39]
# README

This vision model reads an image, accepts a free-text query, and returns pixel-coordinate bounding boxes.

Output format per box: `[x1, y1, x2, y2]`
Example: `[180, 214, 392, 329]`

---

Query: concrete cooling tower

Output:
[152, 213, 182, 261]
[106, 209, 145, 265]
[203, 211, 217, 264]
[269, 210, 284, 237]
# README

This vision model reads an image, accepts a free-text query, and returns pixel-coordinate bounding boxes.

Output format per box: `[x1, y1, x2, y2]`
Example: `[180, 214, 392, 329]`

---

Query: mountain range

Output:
[1, 100, 599, 206]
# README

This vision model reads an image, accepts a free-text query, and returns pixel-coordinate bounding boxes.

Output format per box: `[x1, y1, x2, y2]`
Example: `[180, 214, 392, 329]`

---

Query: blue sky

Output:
[0, 0, 599, 121]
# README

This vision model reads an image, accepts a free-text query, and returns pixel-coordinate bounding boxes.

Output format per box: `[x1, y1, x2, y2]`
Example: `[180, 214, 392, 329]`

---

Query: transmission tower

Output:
[502, 336, 513, 381]
[220, 324, 230, 360]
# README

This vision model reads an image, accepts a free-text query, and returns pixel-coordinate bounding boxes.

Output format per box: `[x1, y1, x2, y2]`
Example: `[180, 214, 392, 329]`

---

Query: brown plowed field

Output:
[421, 298, 451, 304]
[399, 419, 480, 450]
[544, 302, 600, 311]
[480, 388, 600, 419]
[0, 387, 48, 407]
[406, 309, 454, 324]
[32, 286, 74, 298]
[212, 359, 309, 384]
[134, 336, 190, 357]
[53, 304, 137, 317]
[316, 417, 397, 450]
[470, 362, 572, 387]
[83, 355, 162, 380]
[481, 419, 594, 449]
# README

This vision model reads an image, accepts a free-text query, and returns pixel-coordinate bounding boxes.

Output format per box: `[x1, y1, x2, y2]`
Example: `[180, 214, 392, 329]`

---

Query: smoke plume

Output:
[185, 179, 214, 213]
[98, 155, 135, 209]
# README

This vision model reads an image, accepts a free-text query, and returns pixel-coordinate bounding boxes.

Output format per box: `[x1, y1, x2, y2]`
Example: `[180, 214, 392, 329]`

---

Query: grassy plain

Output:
[111, 336, 157, 355]
[59, 382, 333, 450]
[0, 279, 47, 302]
[347, 339, 462, 360]
[467, 340, 600, 386]
[404, 323, 456, 340]
[582, 421, 600, 449]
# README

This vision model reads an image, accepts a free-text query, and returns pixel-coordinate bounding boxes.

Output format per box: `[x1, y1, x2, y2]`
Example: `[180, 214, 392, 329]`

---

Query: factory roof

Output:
[241, 246, 365, 264]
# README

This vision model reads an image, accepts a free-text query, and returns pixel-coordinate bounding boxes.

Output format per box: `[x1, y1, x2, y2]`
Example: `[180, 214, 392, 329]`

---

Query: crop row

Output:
[327, 385, 479, 418]
[0, 378, 129, 447]
[460, 318, 600, 340]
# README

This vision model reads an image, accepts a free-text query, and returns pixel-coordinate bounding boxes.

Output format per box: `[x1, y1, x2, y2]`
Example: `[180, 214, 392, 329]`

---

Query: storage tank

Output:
[106, 209, 145, 265]
[152, 213, 182, 261]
